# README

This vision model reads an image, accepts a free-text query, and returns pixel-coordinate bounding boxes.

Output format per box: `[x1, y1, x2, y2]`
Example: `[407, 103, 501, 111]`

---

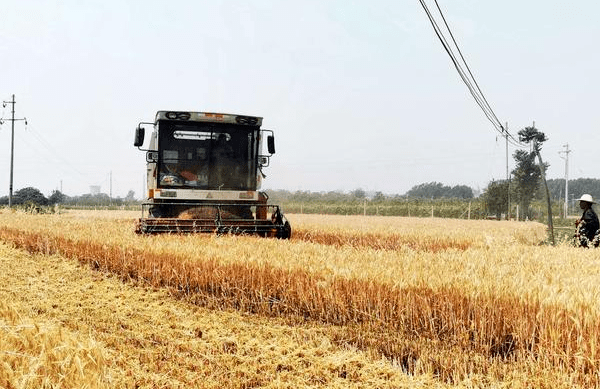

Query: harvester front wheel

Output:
[276, 221, 291, 239]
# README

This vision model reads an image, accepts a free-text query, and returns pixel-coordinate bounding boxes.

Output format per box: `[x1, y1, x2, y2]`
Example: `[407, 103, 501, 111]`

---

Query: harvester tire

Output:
[277, 221, 291, 239]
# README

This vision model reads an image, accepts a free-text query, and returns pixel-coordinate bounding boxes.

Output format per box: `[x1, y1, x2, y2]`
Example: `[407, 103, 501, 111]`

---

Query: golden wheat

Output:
[0, 241, 455, 388]
[1, 209, 600, 387]
[0, 277, 107, 388]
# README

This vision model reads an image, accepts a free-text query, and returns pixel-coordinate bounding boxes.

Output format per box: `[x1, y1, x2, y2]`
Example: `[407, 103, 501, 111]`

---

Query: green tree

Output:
[48, 190, 66, 205]
[351, 188, 366, 199]
[448, 185, 474, 199]
[483, 180, 509, 219]
[13, 187, 48, 206]
[372, 191, 386, 202]
[407, 182, 445, 198]
[512, 149, 541, 220]
[406, 182, 473, 199]
[546, 178, 600, 204]
[518, 125, 553, 244]
[125, 190, 136, 202]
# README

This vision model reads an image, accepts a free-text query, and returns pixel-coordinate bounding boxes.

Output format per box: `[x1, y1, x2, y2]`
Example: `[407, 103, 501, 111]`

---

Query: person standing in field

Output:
[575, 194, 600, 247]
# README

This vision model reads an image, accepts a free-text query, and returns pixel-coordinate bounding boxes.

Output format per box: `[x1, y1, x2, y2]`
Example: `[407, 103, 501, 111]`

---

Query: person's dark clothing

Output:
[578, 207, 599, 247]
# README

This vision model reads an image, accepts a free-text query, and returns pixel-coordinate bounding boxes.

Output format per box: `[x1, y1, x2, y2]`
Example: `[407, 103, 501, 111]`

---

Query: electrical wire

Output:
[0, 104, 6, 125]
[10, 121, 100, 196]
[434, 0, 525, 148]
[24, 123, 89, 179]
[419, 0, 497, 129]
[433, 1, 502, 127]
[418, 0, 525, 148]
[420, 0, 497, 128]
[23, 123, 139, 196]
[0, 101, 130, 195]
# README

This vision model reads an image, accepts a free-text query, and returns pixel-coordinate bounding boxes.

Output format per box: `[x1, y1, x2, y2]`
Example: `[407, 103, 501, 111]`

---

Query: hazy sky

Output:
[1, 0, 598, 198]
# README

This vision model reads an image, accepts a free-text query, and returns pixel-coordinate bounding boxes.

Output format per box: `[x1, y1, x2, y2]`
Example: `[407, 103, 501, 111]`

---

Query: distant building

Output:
[90, 185, 101, 195]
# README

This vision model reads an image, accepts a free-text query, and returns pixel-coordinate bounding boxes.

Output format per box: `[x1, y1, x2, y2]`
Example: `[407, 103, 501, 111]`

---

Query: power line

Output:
[23, 122, 88, 179]
[419, 0, 500, 131]
[418, 0, 524, 147]
[420, 0, 497, 130]
[433, 0, 503, 128]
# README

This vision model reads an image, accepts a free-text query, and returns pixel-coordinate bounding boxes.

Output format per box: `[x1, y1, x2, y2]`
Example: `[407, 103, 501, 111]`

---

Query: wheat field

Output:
[0, 209, 599, 387]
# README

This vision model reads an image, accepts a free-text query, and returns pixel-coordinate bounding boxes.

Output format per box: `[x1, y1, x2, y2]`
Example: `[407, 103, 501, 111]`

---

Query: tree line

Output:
[266, 183, 474, 205]
[3, 160, 600, 221]
[267, 122, 594, 222]
[0, 187, 137, 207]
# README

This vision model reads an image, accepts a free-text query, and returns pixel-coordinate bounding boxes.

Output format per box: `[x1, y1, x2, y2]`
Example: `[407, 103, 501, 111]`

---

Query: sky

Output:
[0, 0, 598, 199]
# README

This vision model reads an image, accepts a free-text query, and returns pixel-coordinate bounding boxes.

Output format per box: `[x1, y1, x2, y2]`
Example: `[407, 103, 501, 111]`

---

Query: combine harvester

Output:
[133, 110, 291, 238]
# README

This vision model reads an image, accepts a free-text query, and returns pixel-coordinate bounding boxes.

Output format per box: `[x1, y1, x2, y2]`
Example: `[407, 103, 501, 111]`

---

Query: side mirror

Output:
[267, 135, 275, 154]
[134, 126, 145, 147]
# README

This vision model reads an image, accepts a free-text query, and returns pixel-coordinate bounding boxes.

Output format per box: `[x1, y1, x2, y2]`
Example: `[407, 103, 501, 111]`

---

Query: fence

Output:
[279, 200, 487, 219]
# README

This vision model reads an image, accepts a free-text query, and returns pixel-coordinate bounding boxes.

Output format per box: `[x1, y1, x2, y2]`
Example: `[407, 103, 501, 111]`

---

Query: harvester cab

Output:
[134, 111, 291, 238]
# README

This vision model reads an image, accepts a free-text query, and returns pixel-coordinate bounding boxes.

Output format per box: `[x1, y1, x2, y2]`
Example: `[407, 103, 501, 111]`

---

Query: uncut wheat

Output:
[1, 210, 600, 385]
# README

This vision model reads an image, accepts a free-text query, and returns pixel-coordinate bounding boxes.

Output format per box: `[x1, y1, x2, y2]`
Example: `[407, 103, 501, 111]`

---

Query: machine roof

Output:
[155, 111, 263, 127]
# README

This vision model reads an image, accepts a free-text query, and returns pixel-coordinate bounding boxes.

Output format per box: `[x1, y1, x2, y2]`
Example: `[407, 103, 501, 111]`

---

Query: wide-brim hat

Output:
[577, 194, 596, 204]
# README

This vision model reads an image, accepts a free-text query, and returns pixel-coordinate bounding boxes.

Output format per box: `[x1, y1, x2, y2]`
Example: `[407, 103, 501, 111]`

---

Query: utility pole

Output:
[559, 144, 571, 218]
[530, 121, 554, 245]
[1, 94, 27, 207]
[504, 122, 510, 220]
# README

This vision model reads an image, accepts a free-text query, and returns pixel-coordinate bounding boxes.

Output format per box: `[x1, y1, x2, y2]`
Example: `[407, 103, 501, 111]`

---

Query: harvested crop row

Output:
[0, 299, 106, 389]
[0, 226, 598, 386]
[1, 243, 442, 388]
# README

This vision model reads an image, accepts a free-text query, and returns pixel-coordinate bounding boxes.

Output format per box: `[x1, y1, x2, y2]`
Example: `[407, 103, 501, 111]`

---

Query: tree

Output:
[511, 149, 540, 220]
[13, 187, 48, 206]
[65, 193, 111, 206]
[48, 190, 66, 205]
[546, 178, 600, 205]
[372, 191, 386, 202]
[406, 182, 473, 199]
[406, 182, 444, 198]
[517, 125, 554, 244]
[482, 180, 509, 220]
[351, 188, 366, 199]
[448, 185, 474, 199]
[519, 126, 548, 148]
[125, 190, 136, 202]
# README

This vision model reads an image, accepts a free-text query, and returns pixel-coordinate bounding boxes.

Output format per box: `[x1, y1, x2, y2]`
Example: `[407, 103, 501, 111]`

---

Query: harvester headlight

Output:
[165, 111, 191, 120]
[235, 115, 258, 126]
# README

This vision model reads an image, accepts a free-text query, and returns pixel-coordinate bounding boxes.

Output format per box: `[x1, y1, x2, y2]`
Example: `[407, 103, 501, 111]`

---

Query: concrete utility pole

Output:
[1, 94, 27, 207]
[559, 144, 571, 218]
[504, 122, 510, 220]
[530, 121, 554, 245]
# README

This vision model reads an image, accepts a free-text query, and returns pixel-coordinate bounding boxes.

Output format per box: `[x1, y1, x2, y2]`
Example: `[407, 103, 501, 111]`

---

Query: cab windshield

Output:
[157, 121, 257, 190]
